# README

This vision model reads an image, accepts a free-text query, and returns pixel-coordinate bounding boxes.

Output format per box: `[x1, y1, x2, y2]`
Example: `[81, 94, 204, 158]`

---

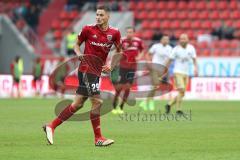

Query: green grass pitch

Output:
[0, 98, 240, 160]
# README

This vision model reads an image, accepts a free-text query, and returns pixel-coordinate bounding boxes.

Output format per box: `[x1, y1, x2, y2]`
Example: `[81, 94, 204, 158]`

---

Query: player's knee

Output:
[72, 96, 87, 109]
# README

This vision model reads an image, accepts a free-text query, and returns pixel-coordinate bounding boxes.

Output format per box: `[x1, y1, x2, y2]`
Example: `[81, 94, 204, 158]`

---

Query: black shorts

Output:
[13, 77, 20, 83]
[119, 68, 136, 84]
[76, 72, 100, 96]
[33, 76, 41, 82]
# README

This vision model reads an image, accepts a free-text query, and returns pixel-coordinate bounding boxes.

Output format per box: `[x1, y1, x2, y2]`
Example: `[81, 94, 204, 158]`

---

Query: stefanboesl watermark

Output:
[118, 110, 192, 122]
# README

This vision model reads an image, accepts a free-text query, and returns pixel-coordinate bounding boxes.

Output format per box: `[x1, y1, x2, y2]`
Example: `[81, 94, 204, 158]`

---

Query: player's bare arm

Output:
[74, 39, 84, 60]
[193, 58, 198, 77]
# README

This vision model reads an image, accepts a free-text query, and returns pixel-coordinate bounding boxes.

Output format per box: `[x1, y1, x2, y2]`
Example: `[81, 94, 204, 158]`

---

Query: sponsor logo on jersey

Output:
[107, 35, 112, 41]
[90, 41, 112, 48]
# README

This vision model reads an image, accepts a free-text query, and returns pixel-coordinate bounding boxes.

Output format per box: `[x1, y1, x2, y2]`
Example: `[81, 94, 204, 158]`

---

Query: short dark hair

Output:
[126, 26, 135, 32]
[96, 5, 110, 13]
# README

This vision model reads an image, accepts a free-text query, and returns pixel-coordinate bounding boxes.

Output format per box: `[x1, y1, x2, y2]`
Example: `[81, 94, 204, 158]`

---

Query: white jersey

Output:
[170, 44, 197, 75]
[149, 43, 172, 66]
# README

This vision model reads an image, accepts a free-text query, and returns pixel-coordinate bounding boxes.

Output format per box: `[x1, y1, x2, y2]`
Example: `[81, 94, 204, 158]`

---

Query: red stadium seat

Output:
[198, 11, 208, 19]
[53, 30, 62, 39]
[51, 20, 61, 30]
[148, 11, 158, 19]
[178, 1, 187, 10]
[177, 11, 188, 19]
[219, 40, 230, 49]
[234, 21, 240, 29]
[231, 11, 240, 19]
[60, 11, 69, 20]
[156, 1, 166, 10]
[62, 20, 71, 29]
[207, 1, 217, 10]
[181, 20, 191, 29]
[198, 41, 209, 49]
[201, 21, 212, 29]
[201, 49, 211, 56]
[186, 30, 195, 39]
[69, 10, 79, 20]
[219, 11, 230, 19]
[145, 1, 156, 10]
[212, 49, 221, 56]
[157, 11, 168, 19]
[229, 40, 238, 49]
[54, 40, 61, 49]
[150, 20, 160, 29]
[161, 21, 171, 29]
[222, 49, 231, 56]
[212, 21, 221, 28]
[136, 11, 148, 20]
[188, 1, 197, 10]
[191, 21, 201, 29]
[141, 20, 150, 29]
[196, 1, 206, 10]
[141, 30, 153, 40]
[209, 11, 219, 20]
[168, 11, 177, 19]
[129, 1, 136, 10]
[218, 1, 227, 10]
[188, 11, 198, 19]
[167, 1, 177, 10]
[136, 1, 145, 10]
[170, 20, 180, 29]
[229, 1, 238, 10]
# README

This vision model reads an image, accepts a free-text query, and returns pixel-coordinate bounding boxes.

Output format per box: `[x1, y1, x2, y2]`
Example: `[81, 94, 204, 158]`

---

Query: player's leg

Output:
[165, 73, 183, 114]
[176, 75, 188, 115]
[43, 95, 88, 144]
[90, 95, 114, 146]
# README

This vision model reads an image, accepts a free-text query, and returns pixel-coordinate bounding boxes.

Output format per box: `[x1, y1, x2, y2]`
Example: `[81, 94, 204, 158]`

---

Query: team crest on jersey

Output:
[107, 35, 112, 41]
[92, 34, 97, 38]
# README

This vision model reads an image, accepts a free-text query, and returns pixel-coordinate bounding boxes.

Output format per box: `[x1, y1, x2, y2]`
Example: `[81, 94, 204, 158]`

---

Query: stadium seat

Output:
[201, 21, 212, 29]
[136, 11, 148, 20]
[53, 30, 62, 39]
[161, 21, 171, 29]
[234, 21, 240, 29]
[231, 11, 240, 19]
[140, 30, 153, 40]
[150, 20, 160, 29]
[191, 21, 201, 29]
[62, 20, 71, 29]
[207, 1, 217, 10]
[229, 40, 239, 49]
[141, 20, 150, 29]
[60, 11, 69, 20]
[170, 20, 180, 29]
[209, 11, 219, 20]
[219, 40, 230, 49]
[51, 20, 61, 30]
[145, 1, 156, 10]
[229, 1, 238, 10]
[196, 1, 206, 10]
[168, 11, 177, 19]
[148, 11, 158, 19]
[188, 11, 198, 19]
[157, 11, 168, 19]
[220, 11, 230, 19]
[136, 1, 145, 10]
[177, 11, 188, 19]
[167, 1, 177, 10]
[218, 1, 227, 10]
[198, 11, 208, 20]
[129, 1, 136, 10]
[198, 41, 209, 49]
[201, 49, 211, 56]
[187, 1, 197, 10]
[69, 10, 79, 20]
[177, 1, 187, 10]
[156, 1, 166, 10]
[212, 49, 221, 56]
[181, 20, 191, 29]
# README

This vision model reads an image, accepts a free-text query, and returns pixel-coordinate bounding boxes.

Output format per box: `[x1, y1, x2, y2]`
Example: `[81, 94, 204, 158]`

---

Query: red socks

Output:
[90, 112, 102, 139]
[50, 104, 77, 129]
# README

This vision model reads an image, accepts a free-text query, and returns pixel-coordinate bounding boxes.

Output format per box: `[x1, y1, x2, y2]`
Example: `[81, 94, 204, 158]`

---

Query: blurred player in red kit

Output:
[43, 5, 122, 146]
[112, 26, 144, 114]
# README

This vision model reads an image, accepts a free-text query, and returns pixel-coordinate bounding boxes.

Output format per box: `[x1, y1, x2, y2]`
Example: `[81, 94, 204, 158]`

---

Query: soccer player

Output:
[43, 5, 121, 146]
[165, 34, 198, 115]
[112, 26, 144, 114]
[140, 35, 172, 111]
[32, 57, 43, 96]
[11, 56, 24, 98]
